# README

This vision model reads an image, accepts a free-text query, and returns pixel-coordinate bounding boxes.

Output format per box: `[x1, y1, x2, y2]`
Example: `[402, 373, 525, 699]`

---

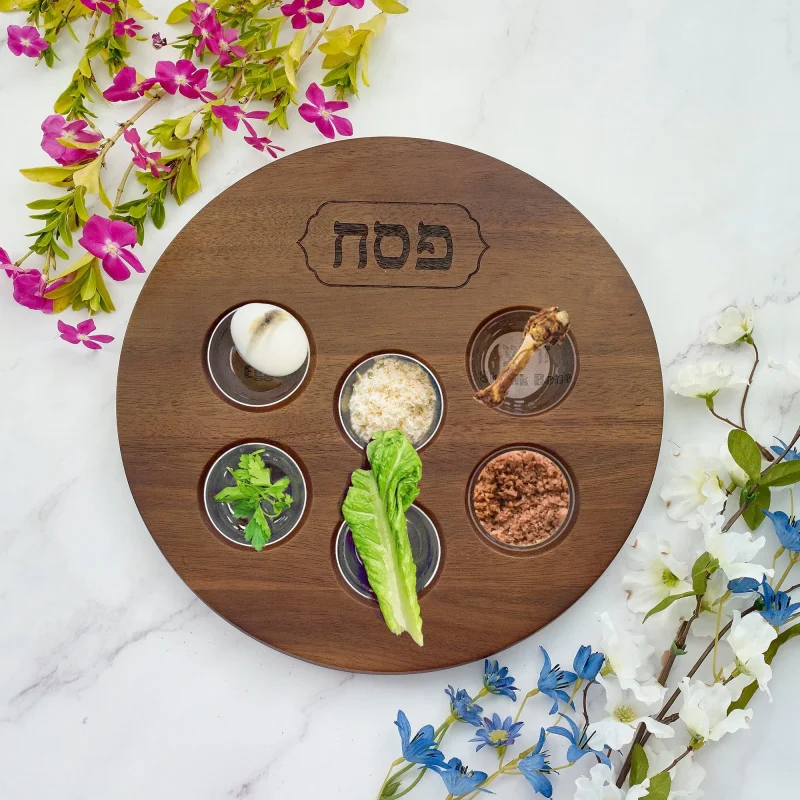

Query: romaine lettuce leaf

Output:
[342, 429, 424, 646]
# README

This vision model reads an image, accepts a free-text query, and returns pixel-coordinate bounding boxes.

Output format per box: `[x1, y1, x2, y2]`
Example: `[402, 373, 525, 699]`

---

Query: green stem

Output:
[775, 554, 799, 591]
[376, 758, 405, 800]
[297, 6, 338, 70]
[113, 161, 135, 211]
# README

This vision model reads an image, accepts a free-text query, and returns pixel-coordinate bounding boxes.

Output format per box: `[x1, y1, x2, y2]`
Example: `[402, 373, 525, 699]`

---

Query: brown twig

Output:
[740, 340, 759, 429]
[707, 405, 774, 461]
[663, 746, 693, 773]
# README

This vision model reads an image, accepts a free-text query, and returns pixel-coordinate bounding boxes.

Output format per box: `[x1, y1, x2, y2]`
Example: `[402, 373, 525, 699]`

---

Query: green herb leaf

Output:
[742, 485, 771, 530]
[643, 591, 696, 622]
[629, 743, 649, 786]
[371, 0, 408, 12]
[760, 461, 800, 487]
[691, 552, 719, 595]
[643, 773, 672, 800]
[728, 429, 762, 481]
[244, 504, 270, 550]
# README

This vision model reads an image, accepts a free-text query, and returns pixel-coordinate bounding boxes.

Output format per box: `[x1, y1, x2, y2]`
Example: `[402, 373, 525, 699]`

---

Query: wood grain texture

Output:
[117, 137, 663, 673]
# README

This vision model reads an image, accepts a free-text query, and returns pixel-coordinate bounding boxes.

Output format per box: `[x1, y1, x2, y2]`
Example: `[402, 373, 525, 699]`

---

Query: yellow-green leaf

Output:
[74, 186, 89, 222]
[78, 54, 92, 78]
[56, 137, 98, 150]
[128, 0, 157, 20]
[196, 131, 211, 161]
[44, 274, 81, 299]
[20, 165, 78, 185]
[73, 157, 112, 209]
[371, 0, 407, 13]
[288, 28, 306, 61]
[283, 53, 297, 90]
[174, 111, 197, 140]
[165, 0, 191, 23]
[361, 33, 374, 86]
[360, 12, 387, 35]
[80, 266, 97, 301]
[57, 251, 96, 280]
[53, 88, 74, 115]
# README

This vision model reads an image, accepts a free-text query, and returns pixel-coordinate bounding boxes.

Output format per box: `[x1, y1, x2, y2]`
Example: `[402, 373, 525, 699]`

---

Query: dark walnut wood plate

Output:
[117, 137, 663, 673]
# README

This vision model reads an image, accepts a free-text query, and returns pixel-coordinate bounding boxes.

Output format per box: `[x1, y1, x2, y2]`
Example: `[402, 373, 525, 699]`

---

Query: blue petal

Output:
[728, 577, 761, 594]
[394, 710, 411, 752]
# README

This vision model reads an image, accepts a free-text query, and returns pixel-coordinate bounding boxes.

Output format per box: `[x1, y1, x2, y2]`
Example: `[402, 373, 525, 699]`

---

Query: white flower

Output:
[701, 512, 771, 582]
[708, 306, 754, 345]
[574, 764, 651, 800]
[622, 529, 695, 624]
[678, 678, 752, 744]
[691, 569, 748, 639]
[725, 610, 777, 697]
[669, 362, 747, 399]
[644, 738, 705, 799]
[588, 676, 673, 749]
[660, 451, 729, 529]
[598, 613, 662, 703]
[767, 358, 800, 390]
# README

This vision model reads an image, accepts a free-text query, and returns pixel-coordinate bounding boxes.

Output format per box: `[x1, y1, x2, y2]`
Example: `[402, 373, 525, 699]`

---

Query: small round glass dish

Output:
[203, 442, 307, 548]
[206, 307, 311, 409]
[334, 504, 441, 599]
[338, 353, 444, 450]
[467, 445, 577, 552]
[467, 308, 577, 416]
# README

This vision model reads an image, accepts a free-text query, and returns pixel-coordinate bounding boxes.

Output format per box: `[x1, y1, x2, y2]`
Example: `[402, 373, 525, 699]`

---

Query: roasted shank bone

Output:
[473, 307, 570, 408]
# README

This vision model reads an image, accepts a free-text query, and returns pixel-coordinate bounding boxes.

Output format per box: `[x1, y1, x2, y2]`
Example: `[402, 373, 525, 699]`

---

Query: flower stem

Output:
[711, 595, 725, 681]
[100, 91, 166, 165]
[376, 758, 405, 800]
[775, 553, 799, 591]
[663, 747, 693, 773]
[113, 161, 135, 210]
[14, 250, 34, 268]
[707, 404, 774, 461]
[297, 7, 338, 71]
[740, 339, 760, 430]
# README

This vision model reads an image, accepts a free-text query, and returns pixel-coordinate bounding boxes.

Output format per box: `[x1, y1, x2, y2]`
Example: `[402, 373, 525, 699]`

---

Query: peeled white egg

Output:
[230, 303, 309, 377]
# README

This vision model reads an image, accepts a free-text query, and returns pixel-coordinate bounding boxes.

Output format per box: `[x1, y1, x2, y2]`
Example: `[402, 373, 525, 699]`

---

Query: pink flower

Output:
[154, 59, 210, 99]
[243, 134, 284, 159]
[211, 104, 269, 132]
[58, 319, 114, 350]
[190, 2, 221, 55]
[113, 18, 142, 37]
[11, 269, 53, 312]
[102, 66, 156, 102]
[207, 27, 246, 67]
[7, 25, 49, 58]
[151, 32, 167, 49]
[281, 0, 324, 30]
[328, 0, 364, 7]
[123, 127, 170, 177]
[79, 0, 118, 14]
[0, 247, 15, 278]
[40, 115, 102, 166]
[298, 82, 352, 139]
[78, 215, 144, 281]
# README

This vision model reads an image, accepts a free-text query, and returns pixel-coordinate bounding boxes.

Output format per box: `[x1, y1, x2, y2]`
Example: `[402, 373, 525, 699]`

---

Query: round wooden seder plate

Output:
[117, 137, 663, 673]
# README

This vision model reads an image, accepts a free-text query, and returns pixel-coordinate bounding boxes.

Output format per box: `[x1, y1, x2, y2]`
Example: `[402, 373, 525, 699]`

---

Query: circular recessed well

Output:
[468, 445, 576, 551]
[334, 504, 441, 599]
[206, 306, 311, 409]
[203, 442, 307, 548]
[338, 353, 444, 450]
[467, 308, 577, 415]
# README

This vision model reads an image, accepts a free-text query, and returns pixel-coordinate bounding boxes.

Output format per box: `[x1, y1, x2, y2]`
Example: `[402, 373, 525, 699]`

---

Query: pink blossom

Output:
[123, 127, 170, 177]
[298, 82, 352, 139]
[7, 25, 49, 58]
[78, 215, 144, 282]
[58, 318, 114, 350]
[11, 269, 54, 312]
[190, 2, 221, 55]
[40, 115, 102, 166]
[281, 0, 324, 30]
[243, 134, 284, 159]
[113, 18, 143, 37]
[151, 32, 167, 49]
[0, 247, 15, 278]
[154, 59, 210, 99]
[102, 66, 156, 102]
[328, 0, 364, 7]
[211, 104, 269, 132]
[207, 27, 246, 67]
[79, 0, 118, 14]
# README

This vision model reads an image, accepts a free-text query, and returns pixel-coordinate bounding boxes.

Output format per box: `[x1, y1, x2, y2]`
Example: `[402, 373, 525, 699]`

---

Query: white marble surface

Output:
[2, 0, 800, 797]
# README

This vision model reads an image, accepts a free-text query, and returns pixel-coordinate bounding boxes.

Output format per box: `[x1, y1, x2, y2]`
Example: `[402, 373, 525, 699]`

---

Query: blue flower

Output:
[470, 713, 524, 751]
[518, 728, 553, 798]
[547, 715, 611, 767]
[445, 686, 483, 727]
[537, 646, 578, 714]
[431, 757, 494, 795]
[770, 438, 800, 461]
[728, 576, 762, 594]
[762, 510, 800, 552]
[483, 659, 518, 700]
[573, 644, 605, 683]
[760, 581, 800, 626]
[394, 711, 446, 768]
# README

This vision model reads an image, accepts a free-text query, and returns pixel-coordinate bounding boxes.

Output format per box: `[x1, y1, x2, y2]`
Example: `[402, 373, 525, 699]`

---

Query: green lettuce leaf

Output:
[342, 430, 424, 646]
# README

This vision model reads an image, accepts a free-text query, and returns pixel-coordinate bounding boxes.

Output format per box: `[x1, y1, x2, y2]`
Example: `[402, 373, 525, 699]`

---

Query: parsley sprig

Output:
[214, 449, 293, 551]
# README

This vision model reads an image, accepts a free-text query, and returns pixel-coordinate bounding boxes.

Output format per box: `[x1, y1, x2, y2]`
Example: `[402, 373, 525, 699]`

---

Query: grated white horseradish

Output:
[349, 358, 437, 446]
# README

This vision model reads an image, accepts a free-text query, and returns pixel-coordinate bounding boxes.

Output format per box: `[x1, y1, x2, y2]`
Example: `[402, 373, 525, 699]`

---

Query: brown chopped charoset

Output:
[474, 307, 570, 408]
